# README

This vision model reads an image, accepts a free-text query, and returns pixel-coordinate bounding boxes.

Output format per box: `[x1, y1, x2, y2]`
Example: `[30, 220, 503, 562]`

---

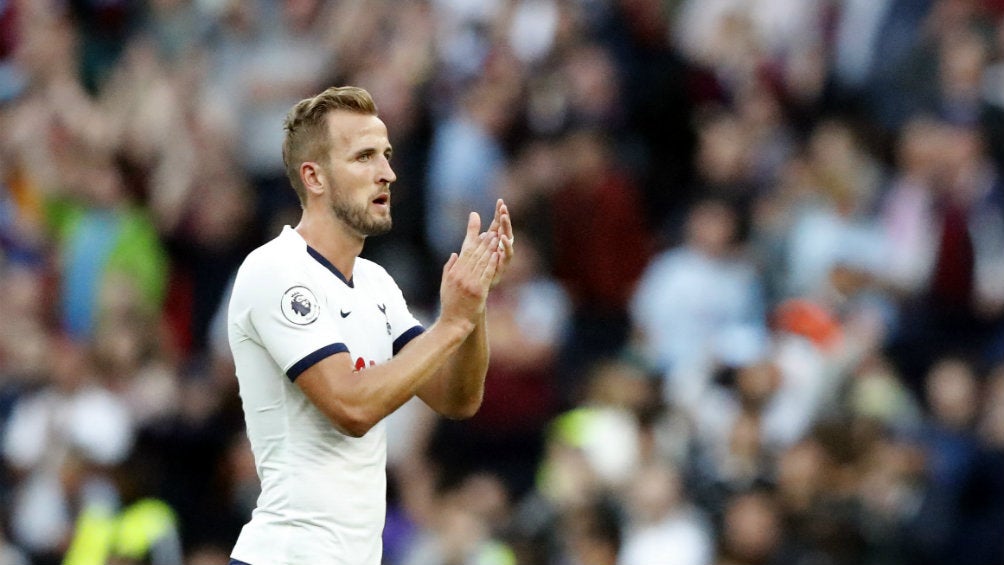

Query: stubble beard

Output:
[331, 192, 392, 238]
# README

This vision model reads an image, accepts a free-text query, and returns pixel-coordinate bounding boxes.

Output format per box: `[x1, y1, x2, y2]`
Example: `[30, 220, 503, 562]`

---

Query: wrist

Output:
[433, 316, 476, 343]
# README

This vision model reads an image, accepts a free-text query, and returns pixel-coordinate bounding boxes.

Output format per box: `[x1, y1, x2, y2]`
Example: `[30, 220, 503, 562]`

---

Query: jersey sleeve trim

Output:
[392, 325, 425, 356]
[286, 343, 349, 382]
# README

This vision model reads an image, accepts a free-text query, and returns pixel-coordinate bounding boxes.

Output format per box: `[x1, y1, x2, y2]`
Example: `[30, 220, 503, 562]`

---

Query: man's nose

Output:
[380, 156, 396, 184]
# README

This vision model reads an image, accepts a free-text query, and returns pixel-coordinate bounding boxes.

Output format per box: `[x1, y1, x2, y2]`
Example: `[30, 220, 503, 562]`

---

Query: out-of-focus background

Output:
[1, 0, 1004, 564]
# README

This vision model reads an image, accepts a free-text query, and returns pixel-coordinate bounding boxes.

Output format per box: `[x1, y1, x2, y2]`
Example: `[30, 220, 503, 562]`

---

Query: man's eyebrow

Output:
[352, 145, 393, 156]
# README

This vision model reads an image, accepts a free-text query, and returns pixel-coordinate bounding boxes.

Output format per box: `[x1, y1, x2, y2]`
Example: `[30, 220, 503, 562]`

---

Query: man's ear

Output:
[301, 162, 325, 196]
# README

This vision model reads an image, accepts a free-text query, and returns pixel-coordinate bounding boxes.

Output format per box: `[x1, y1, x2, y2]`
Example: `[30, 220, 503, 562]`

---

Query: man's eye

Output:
[358, 153, 371, 162]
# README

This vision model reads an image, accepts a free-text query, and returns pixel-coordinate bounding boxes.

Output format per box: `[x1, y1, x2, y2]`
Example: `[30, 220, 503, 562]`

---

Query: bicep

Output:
[294, 351, 365, 436]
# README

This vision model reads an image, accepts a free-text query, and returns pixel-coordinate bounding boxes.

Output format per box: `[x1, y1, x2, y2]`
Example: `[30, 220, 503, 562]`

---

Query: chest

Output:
[319, 279, 395, 365]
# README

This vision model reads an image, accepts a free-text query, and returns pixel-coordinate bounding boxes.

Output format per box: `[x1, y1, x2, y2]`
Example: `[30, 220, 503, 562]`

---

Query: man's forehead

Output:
[326, 111, 389, 149]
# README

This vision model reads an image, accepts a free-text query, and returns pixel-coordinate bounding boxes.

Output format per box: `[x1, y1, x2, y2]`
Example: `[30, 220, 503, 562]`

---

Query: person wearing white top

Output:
[227, 86, 514, 565]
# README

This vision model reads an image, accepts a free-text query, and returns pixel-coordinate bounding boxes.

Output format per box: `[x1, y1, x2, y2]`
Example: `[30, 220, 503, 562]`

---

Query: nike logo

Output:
[340, 310, 351, 318]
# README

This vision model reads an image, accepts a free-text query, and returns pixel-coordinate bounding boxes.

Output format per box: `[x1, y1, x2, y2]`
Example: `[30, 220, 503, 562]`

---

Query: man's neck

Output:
[294, 212, 364, 281]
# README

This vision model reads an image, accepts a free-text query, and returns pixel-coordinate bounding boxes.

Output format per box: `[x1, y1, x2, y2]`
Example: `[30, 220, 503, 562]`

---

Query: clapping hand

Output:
[485, 199, 514, 289]
[439, 211, 500, 326]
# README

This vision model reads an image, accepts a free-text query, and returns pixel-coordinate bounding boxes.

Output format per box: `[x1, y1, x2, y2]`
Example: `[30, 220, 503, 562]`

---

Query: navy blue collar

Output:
[306, 245, 354, 288]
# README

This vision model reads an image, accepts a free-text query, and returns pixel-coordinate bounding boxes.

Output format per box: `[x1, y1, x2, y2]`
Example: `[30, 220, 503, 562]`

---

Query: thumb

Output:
[459, 212, 482, 253]
[466, 212, 481, 240]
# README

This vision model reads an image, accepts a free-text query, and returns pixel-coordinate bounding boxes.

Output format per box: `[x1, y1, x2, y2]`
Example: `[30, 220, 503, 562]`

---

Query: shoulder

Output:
[237, 233, 302, 280]
[231, 233, 312, 304]
[643, 248, 690, 275]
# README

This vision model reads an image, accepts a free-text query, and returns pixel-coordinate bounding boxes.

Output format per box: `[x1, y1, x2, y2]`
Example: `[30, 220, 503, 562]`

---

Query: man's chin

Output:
[362, 219, 393, 237]
[334, 205, 392, 238]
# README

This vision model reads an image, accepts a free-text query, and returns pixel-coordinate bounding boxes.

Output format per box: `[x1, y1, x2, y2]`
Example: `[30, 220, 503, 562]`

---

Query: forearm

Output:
[297, 319, 473, 437]
[418, 310, 490, 419]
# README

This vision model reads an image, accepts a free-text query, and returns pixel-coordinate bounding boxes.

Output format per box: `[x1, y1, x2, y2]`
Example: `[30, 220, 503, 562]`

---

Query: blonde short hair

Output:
[282, 86, 378, 204]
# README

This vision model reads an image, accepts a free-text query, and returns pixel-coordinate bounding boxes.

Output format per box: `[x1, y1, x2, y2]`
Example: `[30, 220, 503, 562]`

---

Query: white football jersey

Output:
[227, 226, 424, 565]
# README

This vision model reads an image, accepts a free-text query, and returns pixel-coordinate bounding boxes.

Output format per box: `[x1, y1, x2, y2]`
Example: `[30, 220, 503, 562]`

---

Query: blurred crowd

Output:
[2, 0, 1004, 564]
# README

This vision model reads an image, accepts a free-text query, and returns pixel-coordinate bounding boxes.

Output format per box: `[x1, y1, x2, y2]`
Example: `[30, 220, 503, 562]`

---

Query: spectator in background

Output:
[225, 0, 333, 232]
[780, 119, 886, 301]
[878, 117, 945, 299]
[887, 120, 1004, 382]
[911, 357, 983, 565]
[60, 449, 183, 565]
[427, 232, 567, 500]
[831, 0, 898, 102]
[425, 79, 512, 260]
[935, 24, 993, 126]
[714, 490, 784, 565]
[400, 473, 516, 565]
[620, 461, 714, 565]
[2, 338, 133, 564]
[834, 0, 938, 132]
[67, 0, 143, 95]
[673, 0, 826, 73]
[969, 364, 1004, 564]
[0, 264, 50, 407]
[553, 128, 652, 404]
[143, 0, 214, 65]
[854, 430, 928, 564]
[557, 499, 622, 565]
[690, 109, 757, 224]
[607, 0, 700, 234]
[631, 198, 763, 410]
[46, 151, 168, 340]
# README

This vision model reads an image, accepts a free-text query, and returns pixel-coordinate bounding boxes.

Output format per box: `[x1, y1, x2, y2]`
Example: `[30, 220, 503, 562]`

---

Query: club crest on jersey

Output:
[281, 286, 320, 325]
[377, 303, 391, 335]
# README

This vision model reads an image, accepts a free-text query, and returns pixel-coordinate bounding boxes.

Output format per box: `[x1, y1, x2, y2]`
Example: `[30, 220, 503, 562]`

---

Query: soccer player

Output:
[226, 86, 513, 564]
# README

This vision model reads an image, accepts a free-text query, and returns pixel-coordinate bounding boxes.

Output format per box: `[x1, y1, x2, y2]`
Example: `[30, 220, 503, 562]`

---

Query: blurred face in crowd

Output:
[926, 358, 979, 430]
[896, 117, 946, 178]
[686, 200, 737, 257]
[722, 492, 782, 562]
[283, 0, 323, 30]
[776, 439, 827, 511]
[319, 109, 396, 238]
[939, 28, 988, 101]
[627, 463, 683, 524]
[696, 112, 748, 185]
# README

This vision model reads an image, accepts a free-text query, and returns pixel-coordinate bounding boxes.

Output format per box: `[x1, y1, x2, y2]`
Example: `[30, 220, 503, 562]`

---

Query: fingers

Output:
[488, 201, 514, 290]
[450, 205, 511, 289]
[499, 203, 513, 251]
[443, 252, 458, 275]
[473, 233, 499, 279]
[487, 199, 503, 235]
[497, 200, 510, 232]
[450, 225, 494, 269]
[480, 249, 501, 286]
[460, 212, 482, 253]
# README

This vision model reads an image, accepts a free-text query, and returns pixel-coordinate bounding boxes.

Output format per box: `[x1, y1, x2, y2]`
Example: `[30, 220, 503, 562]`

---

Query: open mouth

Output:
[372, 194, 390, 206]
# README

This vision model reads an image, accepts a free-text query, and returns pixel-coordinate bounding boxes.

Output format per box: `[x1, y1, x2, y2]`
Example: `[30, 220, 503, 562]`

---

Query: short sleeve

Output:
[235, 260, 348, 381]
